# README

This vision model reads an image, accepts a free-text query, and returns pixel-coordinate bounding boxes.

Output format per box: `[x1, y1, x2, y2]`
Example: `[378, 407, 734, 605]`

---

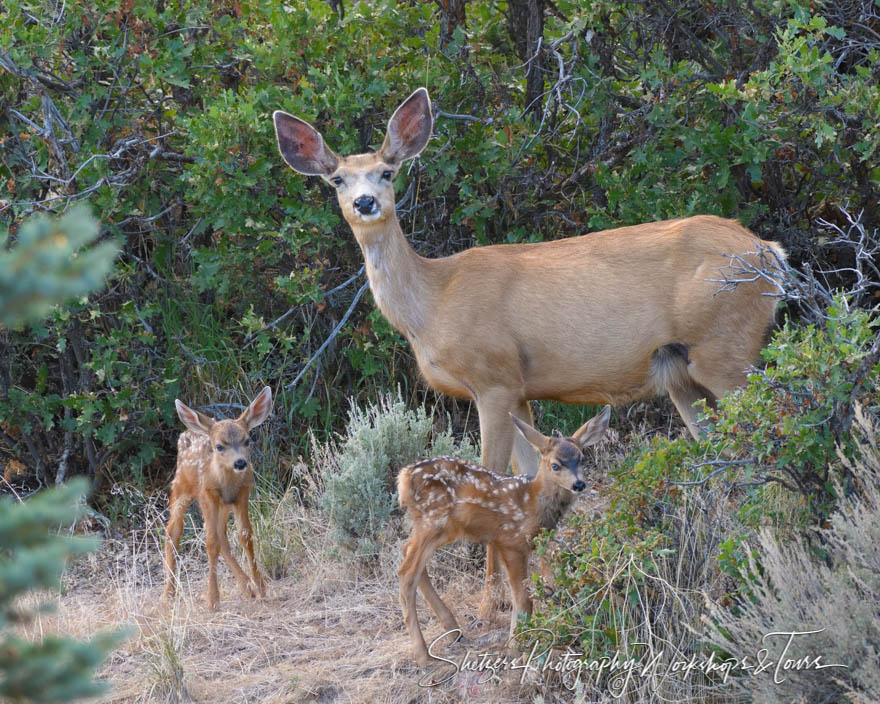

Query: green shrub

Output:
[0, 479, 125, 703]
[0, 207, 116, 328]
[706, 406, 880, 703]
[319, 391, 476, 560]
[527, 289, 878, 699]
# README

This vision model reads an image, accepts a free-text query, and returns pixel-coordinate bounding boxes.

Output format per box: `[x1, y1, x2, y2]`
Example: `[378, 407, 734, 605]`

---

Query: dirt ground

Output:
[26, 484, 613, 704]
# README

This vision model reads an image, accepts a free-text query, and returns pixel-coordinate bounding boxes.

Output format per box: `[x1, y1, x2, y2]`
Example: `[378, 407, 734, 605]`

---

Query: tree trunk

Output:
[507, 0, 545, 120]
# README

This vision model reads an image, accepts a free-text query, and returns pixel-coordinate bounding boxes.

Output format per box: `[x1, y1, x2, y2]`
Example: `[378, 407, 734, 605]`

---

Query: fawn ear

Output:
[273, 111, 339, 176]
[175, 400, 215, 436]
[239, 386, 273, 431]
[572, 405, 611, 449]
[510, 413, 548, 451]
[379, 88, 432, 165]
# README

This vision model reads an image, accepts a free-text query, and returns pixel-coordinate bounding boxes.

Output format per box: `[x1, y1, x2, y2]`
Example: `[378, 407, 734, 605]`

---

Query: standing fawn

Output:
[397, 406, 611, 666]
[273, 87, 786, 618]
[162, 387, 272, 610]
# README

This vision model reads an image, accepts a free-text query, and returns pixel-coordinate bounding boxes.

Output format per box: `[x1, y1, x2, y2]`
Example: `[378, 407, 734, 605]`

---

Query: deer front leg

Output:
[498, 545, 532, 654]
[199, 492, 223, 610]
[233, 490, 265, 598]
[475, 389, 520, 621]
[214, 503, 257, 600]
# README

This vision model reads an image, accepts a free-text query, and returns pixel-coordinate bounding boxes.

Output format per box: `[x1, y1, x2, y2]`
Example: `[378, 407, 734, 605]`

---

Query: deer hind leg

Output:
[233, 491, 265, 598]
[686, 338, 753, 402]
[652, 344, 718, 440]
[400, 540, 460, 636]
[675, 298, 775, 433]
[162, 487, 192, 604]
[399, 531, 444, 666]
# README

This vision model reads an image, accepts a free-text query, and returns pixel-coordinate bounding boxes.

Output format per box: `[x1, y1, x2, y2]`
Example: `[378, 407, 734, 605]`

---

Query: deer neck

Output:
[352, 218, 435, 341]
[529, 472, 575, 532]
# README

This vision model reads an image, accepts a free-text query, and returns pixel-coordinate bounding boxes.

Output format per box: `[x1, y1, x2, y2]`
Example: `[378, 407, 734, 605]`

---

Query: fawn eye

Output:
[244, 439, 250, 448]
[381, 170, 392, 180]
[330, 176, 343, 186]
[215, 444, 224, 452]
[551, 463, 560, 472]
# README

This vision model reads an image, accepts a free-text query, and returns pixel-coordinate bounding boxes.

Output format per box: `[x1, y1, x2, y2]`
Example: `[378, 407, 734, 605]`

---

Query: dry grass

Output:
[15, 481, 616, 704]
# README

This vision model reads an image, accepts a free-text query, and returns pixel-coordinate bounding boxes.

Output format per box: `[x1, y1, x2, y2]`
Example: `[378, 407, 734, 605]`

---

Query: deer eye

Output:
[381, 170, 392, 180]
[244, 439, 250, 448]
[551, 463, 560, 472]
[215, 444, 224, 452]
[330, 176, 343, 186]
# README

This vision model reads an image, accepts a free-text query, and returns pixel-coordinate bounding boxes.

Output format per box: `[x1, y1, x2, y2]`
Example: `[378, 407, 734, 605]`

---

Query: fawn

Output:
[162, 386, 272, 610]
[397, 405, 611, 666]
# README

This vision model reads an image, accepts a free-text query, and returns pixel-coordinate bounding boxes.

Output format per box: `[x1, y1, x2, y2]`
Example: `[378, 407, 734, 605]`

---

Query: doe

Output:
[273, 88, 786, 619]
[397, 406, 611, 666]
[162, 386, 272, 610]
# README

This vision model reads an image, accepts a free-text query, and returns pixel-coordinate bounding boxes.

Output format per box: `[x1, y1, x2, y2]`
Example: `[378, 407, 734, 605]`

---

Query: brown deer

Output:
[272, 88, 786, 617]
[397, 406, 611, 666]
[162, 387, 272, 610]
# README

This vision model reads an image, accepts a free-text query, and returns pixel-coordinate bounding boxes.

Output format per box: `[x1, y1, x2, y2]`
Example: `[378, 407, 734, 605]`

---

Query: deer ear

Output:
[273, 111, 339, 176]
[175, 400, 215, 437]
[572, 405, 611, 448]
[239, 386, 273, 431]
[379, 88, 432, 165]
[510, 413, 548, 451]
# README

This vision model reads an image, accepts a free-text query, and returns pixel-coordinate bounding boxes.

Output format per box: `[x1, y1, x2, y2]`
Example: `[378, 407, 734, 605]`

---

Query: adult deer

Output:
[272, 88, 785, 616]
[397, 407, 611, 666]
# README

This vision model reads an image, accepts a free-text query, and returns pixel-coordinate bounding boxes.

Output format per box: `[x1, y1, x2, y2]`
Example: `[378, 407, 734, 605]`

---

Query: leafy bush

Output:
[0, 480, 124, 703]
[706, 406, 880, 704]
[0, 207, 120, 702]
[319, 391, 476, 560]
[527, 278, 878, 699]
[2, 0, 878, 506]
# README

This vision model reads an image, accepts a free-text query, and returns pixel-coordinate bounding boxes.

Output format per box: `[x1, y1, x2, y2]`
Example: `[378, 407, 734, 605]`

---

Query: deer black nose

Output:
[572, 480, 586, 492]
[354, 195, 376, 214]
[234, 459, 247, 471]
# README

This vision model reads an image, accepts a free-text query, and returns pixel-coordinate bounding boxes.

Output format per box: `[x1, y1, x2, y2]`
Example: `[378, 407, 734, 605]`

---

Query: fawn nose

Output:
[572, 480, 586, 492]
[354, 195, 377, 215]
[233, 459, 247, 471]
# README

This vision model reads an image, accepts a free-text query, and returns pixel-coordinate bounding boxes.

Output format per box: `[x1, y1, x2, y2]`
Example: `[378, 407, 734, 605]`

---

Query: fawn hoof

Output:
[245, 577, 265, 599]
[160, 587, 174, 607]
[478, 596, 508, 621]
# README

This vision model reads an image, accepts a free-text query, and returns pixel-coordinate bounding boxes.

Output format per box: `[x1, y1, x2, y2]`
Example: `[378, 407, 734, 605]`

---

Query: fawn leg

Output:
[214, 502, 256, 600]
[399, 532, 443, 666]
[233, 489, 265, 597]
[498, 545, 532, 649]
[199, 492, 223, 610]
[162, 488, 192, 604]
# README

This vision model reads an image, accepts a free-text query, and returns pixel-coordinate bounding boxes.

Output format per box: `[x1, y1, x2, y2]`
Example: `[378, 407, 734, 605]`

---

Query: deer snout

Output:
[233, 459, 247, 471]
[572, 480, 586, 492]
[354, 195, 378, 215]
